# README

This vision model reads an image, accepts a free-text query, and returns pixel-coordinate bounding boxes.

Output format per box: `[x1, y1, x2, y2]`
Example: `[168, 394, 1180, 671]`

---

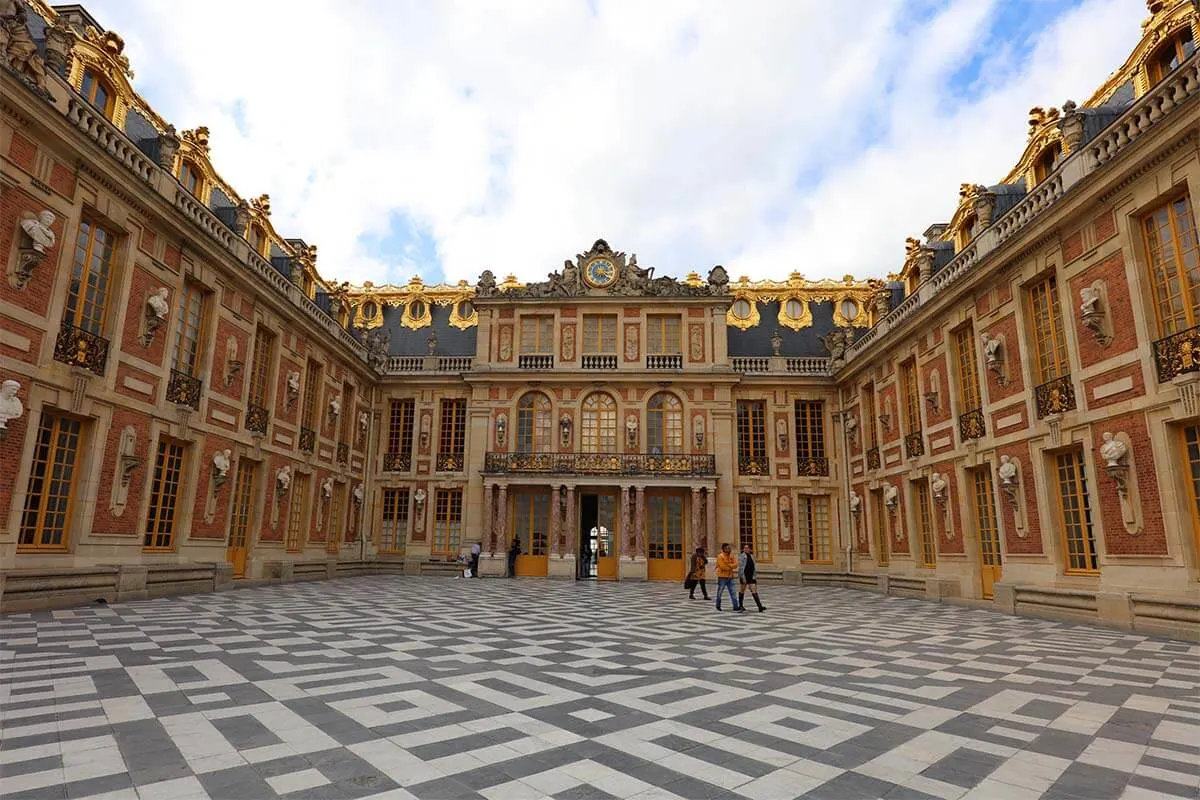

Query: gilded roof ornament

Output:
[181, 126, 210, 153]
[83, 26, 131, 77]
[251, 194, 271, 216]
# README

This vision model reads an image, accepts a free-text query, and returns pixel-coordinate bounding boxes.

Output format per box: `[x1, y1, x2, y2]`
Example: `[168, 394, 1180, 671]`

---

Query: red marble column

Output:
[496, 484, 508, 548]
[483, 483, 494, 551]
[635, 486, 646, 558]
[565, 485, 576, 556]
[549, 485, 561, 556]
[620, 486, 631, 556]
[705, 486, 716, 556]
[691, 487, 702, 553]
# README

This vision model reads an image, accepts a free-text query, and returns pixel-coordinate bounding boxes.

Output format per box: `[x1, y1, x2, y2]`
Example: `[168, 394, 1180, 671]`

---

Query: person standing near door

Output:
[738, 544, 766, 613]
[714, 543, 740, 612]
[470, 541, 481, 579]
[687, 547, 709, 600]
[507, 538, 521, 578]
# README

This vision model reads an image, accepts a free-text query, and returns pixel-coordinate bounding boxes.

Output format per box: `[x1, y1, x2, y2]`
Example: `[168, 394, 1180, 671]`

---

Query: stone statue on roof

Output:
[2, 6, 47, 89]
[476, 269, 497, 297]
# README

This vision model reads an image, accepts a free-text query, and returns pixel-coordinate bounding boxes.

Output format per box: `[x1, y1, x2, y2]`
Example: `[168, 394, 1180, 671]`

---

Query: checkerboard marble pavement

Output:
[1, 576, 1197, 800]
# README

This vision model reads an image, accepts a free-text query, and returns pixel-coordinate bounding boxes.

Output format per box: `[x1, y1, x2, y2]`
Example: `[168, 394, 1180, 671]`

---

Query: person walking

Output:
[714, 543, 741, 612]
[470, 541, 481, 579]
[507, 538, 521, 578]
[686, 547, 709, 600]
[738, 544, 767, 613]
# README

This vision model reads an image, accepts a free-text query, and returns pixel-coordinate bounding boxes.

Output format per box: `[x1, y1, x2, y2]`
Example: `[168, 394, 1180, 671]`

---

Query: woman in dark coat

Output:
[686, 547, 709, 600]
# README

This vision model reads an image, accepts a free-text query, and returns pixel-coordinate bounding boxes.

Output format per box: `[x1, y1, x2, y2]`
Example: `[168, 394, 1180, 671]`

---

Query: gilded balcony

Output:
[337, 442, 349, 464]
[299, 426, 316, 454]
[904, 431, 925, 459]
[383, 452, 411, 472]
[1034, 375, 1076, 419]
[53, 323, 109, 376]
[436, 453, 464, 472]
[959, 408, 986, 441]
[166, 369, 202, 410]
[866, 447, 881, 471]
[246, 403, 269, 435]
[1153, 324, 1200, 383]
[737, 455, 770, 476]
[796, 456, 830, 477]
[485, 452, 716, 476]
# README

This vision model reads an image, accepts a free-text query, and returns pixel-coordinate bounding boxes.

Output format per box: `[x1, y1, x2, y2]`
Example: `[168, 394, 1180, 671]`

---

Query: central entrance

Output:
[512, 489, 550, 577]
[646, 491, 685, 581]
[579, 491, 618, 580]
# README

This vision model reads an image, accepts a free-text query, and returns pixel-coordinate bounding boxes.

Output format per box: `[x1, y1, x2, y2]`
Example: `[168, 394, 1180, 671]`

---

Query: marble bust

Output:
[998, 455, 1018, 486]
[147, 287, 170, 320]
[1080, 286, 1101, 316]
[212, 448, 232, 479]
[848, 490, 861, 514]
[20, 210, 56, 252]
[930, 472, 947, 501]
[883, 483, 898, 508]
[276, 465, 292, 494]
[1099, 432, 1127, 468]
[353, 483, 364, 505]
[0, 379, 24, 431]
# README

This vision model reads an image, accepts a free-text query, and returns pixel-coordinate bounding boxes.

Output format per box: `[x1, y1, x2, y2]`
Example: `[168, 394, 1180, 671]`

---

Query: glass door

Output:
[646, 492, 685, 581]
[512, 489, 550, 577]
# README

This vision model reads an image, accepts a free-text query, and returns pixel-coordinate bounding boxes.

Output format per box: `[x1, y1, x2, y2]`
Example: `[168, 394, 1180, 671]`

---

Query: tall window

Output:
[513, 491, 550, 557]
[972, 468, 1002, 578]
[248, 328, 275, 408]
[80, 69, 114, 118]
[1028, 276, 1070, 383]
[1149, 27, 1195, 84]
[516, 393, 552, 453]
[248, 225, 266, 256]
[647, 315, 681, 354]
[433, 488, 463, 556]
[647, 392, 683, 454]
[900, 360, 921, 434]
[301, 359, 321, 429]
[1184, 425, 1200, 560]
[179, 160, 201, 194]
[1056, 450, 1098, 573]
[438, 398, 467, 468]
[582, 314, 617, 354]
[520, 316, 554, 354]
[19, 412, 82, 552]
[380, 488, 410, 553]
[737, 494, 771, 560]
[647, 494, 685, 561]
[1143, 194, 1200, 336]
[65, 219, 116, 335]
[870, 488, 889, 566]
[796, 495, 831, 564]
[737, 400, 768, 474]
[914, 479, 937, 568]
[329, 483, 345, 546]
[228, 460, 255, 556]
[286, 473, 309, 552]
[863, 384, 878, 449]
[171, 282, 206, 375]
[794, 401, 825, 464]
[144, 439, 187, 551]
[954, 326, 982, 412]
[338, 382, 353, 445]
[388, 399, 415, 459]
[581, 392, 617, 453]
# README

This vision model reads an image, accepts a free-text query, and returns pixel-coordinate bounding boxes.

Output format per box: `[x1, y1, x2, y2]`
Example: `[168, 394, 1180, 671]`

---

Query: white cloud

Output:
[89, 0, 1145, 285]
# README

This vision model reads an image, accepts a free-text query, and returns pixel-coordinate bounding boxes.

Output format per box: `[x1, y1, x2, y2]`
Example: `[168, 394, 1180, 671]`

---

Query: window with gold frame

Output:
[736, 493, 771, 562]
[1142, 193, 1200, 337]
[647, 392, 683, 454]
[1055, 449, 1098, 574]
[581, 392, 617, 453]
[1148, 26, 1195, 85]
[900, 360, 921, 435]
[144, 438, 187, 551]
[520, 315, 554, 354]
[1184, 424, 1200, 561]
[647, 493, 685, 561]
[796, 495, 831, 564]
[972, 467, 1002, 569]
[870, 488, 889, 566]
[18, 412, 83, 552]
[171, 281, 207, 376]
[433, 488, 464, 556]
[438, 398, 467, 468]
[736, 400, 768, 474]
[516, 392, 552, 453]
[512, 491, 550, 557]
[1027, 276, 1070, 383]
[300, 359, 322, 430]
[179, 160, 202, 195]
[228, 459, 256, 556]
[647, 315, 681, 355]
[862, 383, 878, 450]
[913, 478, 937, 568]
[65, 219, 117, 336]
[380, 488, 410, 553]
[954, 325, 982, 414]
[1033, 142, 1063, 185]
[286, 473, 309, 552]
[248, 328, 275, 409]
[794, 400, 825, 462]
[581, 314, 617, 354]
[81, 68, 115, 119]
[388, 399, 415, 460]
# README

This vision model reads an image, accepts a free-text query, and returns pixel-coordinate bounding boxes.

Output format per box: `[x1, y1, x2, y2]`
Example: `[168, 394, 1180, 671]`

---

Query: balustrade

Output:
[518, 354, 554, 370]
[958, 408, 986, 441]
[1153, 325, 1200, 383]
[904, 431, 925, 459]
[166, 369, 202, 410]
[1035, 375, 1077, 418]
[383, 452, 411, 472]
[582, 354, 617, 370]
[246, 403, 269, 435]
[646, 354, 683, 370]
[299, 426, 316, 454]
[52, 323, 109, 376]
[484, 452, 716, 476]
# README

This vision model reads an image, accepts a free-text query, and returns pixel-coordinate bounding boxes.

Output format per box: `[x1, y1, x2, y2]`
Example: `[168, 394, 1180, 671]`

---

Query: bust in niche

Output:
[20, 210, 56, 252]
[1099, 432, 1127, 468]
[0, 379, 24, 432]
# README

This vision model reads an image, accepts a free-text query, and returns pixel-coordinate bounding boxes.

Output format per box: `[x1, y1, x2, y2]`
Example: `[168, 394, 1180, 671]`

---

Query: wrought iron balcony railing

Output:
[866, 447, 881, 471]
[336, 442, 349, 464]
[485, 451, 716, 476]
[53, 323, 109, 376]
[383, 452, 411, 472]
[518, 354, 554, 370]
[646, 354, 683, 370]
[737, 455, 770, 476]
[299, 426, 316, 454]
[436, 453, 465, 472]
[166, 369, 202, 410]
[796, 455, 830, 477]
[1153, 324, 1200, 383]
[1034, 374, 1076, 419]
[959, 408, 986, 441]
[904, 431, 925, 459]
[246, 403, 269, 435]
[582, 354, 617, 370]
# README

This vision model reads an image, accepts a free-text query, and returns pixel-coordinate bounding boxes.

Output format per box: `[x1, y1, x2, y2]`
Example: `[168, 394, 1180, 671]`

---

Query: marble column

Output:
[620, 486, 631, 557]
[496, 484, 508, 548]
[690, 487, 702, 553]
[565, 485, 576, 555]
[483, 483, 494, 552]
[634, 486, 646, 558]
[705, 486, 716, 556]
[549, 485, 561, 556]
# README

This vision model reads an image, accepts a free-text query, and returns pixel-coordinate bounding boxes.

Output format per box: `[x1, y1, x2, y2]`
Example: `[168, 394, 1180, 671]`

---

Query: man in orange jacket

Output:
[714, 542, 742, 612]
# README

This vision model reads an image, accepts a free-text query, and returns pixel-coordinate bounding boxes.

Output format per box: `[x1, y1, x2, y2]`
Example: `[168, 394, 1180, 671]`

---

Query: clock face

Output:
[585, 259, 616, 287]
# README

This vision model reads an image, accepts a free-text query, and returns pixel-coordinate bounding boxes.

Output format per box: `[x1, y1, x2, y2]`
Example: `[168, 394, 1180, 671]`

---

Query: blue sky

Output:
[91, 0, 1145, 286]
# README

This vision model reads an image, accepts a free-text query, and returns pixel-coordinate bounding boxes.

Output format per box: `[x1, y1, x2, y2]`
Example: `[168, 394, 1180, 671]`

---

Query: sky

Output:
[86, 0, 1145, 287]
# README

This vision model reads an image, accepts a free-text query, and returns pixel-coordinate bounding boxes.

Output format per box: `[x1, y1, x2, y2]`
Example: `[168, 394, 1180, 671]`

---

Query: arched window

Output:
[1149, 27, 1195, 85]
[581, 392, 617, 453]
[80, 69, 114, 119]
[517, 392, 553, 453]
[248, 224, 266, 255]
[179, 160, 201, 194]
[1033, 142, 1063, 184]
[647, 392, 683, 454]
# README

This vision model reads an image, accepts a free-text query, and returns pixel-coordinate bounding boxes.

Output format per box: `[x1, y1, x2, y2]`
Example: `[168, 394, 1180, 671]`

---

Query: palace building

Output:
[0, 0, 1198, 635]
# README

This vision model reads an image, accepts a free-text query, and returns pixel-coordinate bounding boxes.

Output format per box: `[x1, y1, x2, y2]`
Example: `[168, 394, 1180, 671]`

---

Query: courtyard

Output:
[1, 578, 1197, 800]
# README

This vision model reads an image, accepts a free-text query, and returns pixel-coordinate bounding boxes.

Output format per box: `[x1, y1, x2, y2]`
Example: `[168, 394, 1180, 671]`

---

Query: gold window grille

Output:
[647, 315, 682, 354]
[388, 399, 415, 455]
[1028, 276, 1070, 383]
[171, 281, 206, 375]
[647, 392, 683, 454]
[1143, 194, 1200, 336]
[18, 412, 82, 552]
[794, 400, 825, 460]
[520, 316, 554, 354]
[248, 328, 275, 407]
[736, 493, 771, 561]
[433, 488, 464, 556]
[381, 488, 410, 553]
[954, 326, 981, 412]
[581, 392, 618, 453]
[972, 468, 1001, 569]
[914, 478, 937, 568]
[582, 314, 617, 353]
[796, 495, 831, 564]
[144, 439, 187, 551]
[516, 392, 552, 453]
[286, 473, 310, 552]
[1056, 449, 1098, 574]
[65, 219, 116, 336]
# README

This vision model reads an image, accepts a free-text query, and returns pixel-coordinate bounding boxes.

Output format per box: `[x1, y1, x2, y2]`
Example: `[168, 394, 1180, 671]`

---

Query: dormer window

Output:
[248, 224, 266, 255]
[1033, 142, 1063, 184]
[80, 69, 115, 119]
[1149, 27, 1195, 85]
[957, 214, 977, 250]
[179, 160, 201, 194]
